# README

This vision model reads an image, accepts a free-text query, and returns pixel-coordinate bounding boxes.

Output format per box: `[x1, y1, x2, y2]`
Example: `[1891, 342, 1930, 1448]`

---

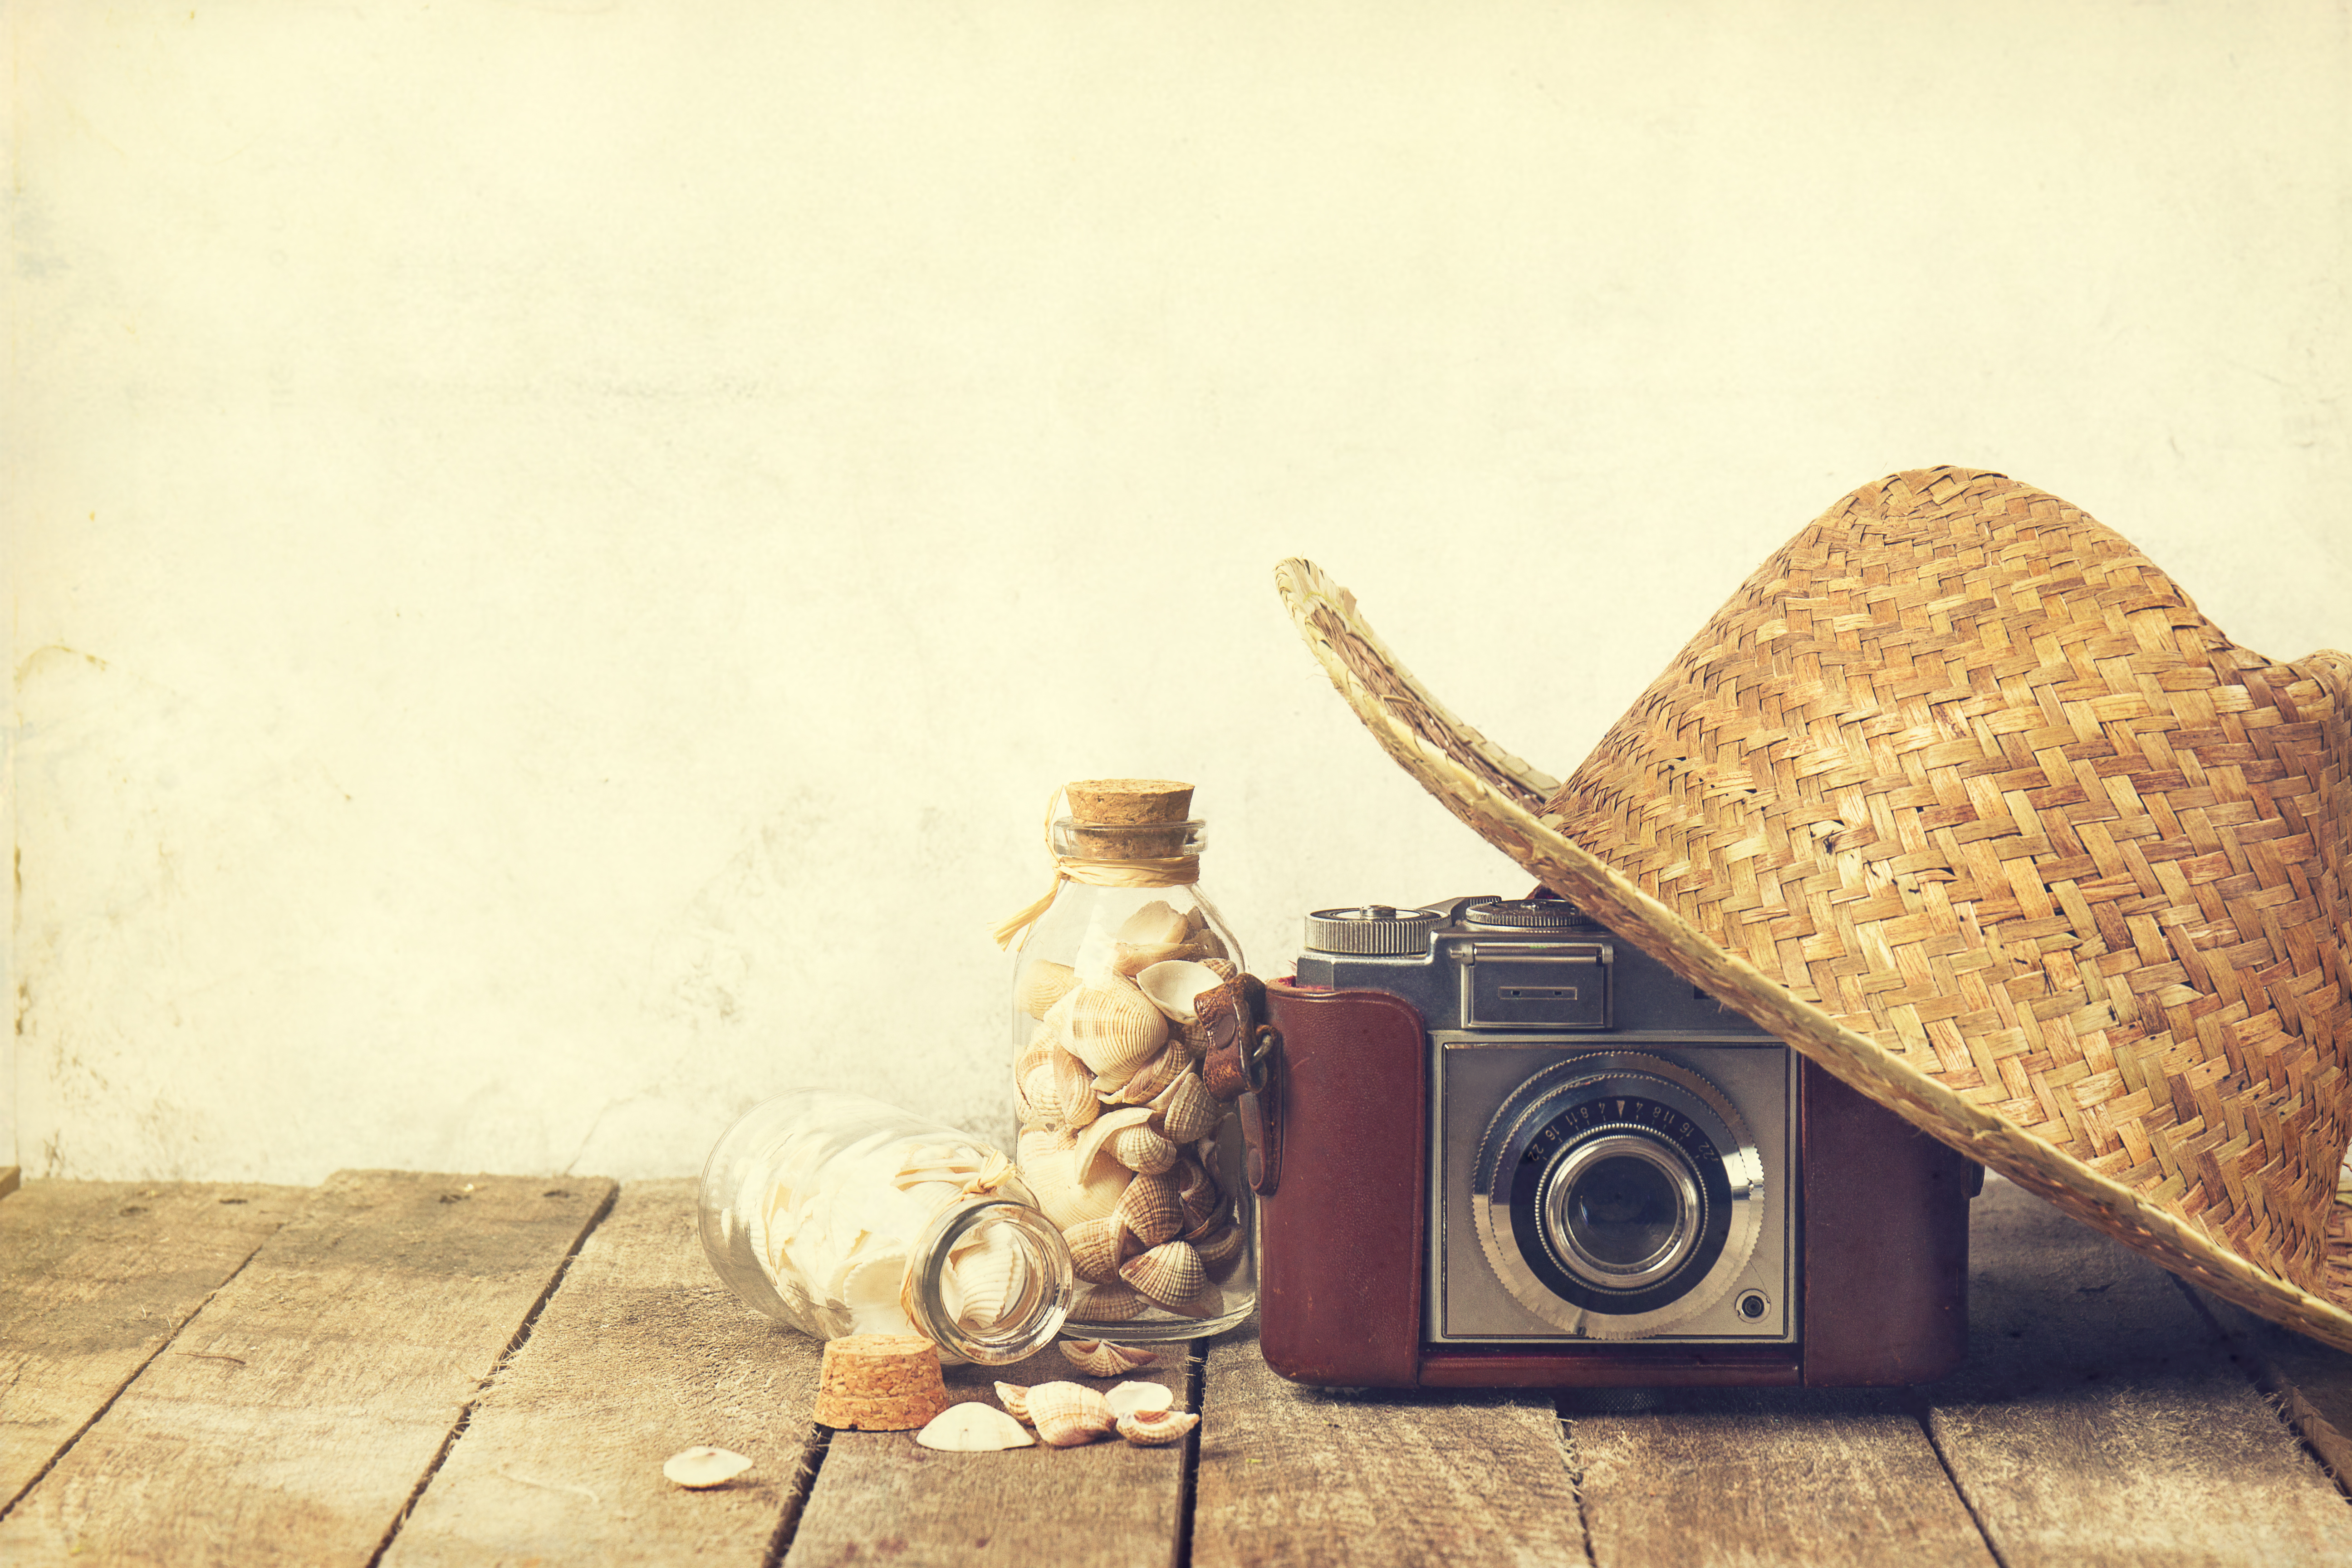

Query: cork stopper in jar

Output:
[811, 1333, 952, 1431]
[1063, 779, 1196, 861]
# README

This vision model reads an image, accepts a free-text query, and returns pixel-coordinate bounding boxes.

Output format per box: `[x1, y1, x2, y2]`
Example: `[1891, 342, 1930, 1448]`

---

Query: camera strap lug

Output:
[1236, 1024, 1283, 1196]
[1196, 975, 1283, 1196]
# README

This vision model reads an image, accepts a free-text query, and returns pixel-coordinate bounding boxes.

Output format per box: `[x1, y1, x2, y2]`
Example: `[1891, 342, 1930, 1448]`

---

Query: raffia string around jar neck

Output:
[991, 779, 1200, 950]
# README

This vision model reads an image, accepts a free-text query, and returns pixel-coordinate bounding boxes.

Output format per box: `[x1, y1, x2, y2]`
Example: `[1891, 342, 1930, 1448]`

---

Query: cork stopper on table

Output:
[811, 1333, 951, 1431]
[1063, 778, 1195, 860]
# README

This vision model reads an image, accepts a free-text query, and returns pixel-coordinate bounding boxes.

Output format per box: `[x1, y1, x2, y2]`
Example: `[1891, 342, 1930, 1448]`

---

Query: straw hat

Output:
[1276, 466, 2352, 1351]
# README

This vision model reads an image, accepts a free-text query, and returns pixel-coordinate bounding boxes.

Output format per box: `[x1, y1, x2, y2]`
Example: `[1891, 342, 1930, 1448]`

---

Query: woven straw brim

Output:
[1276, 467, 2352, 1352]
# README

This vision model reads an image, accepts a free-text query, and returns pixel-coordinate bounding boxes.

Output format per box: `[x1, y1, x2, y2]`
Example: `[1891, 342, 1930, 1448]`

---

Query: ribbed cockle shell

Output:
[1070, 1282, 1146, 1322]
[1058, 981, 1169, 1078]
[1016, 959, 1079, 1020]
[1174, 1155, 1222, 1230]
[1109, 1122, 1178, 1176]
[1193, 1215, 1247, 1277]
[1119, 1240, 1207, 1309]
[1149, 1069, 1216, 1144]
[1051, 1046, 1099, 1130]
[1115, 1172, 1184, 1249]
[995, 1382, 1032, 1422]
[1108, 1044, 1185, 1107]
[1118, 1409, 1200, 1446]
[1026, 1381, 1117, 1447]
[1063, 1215, 1133, 1284]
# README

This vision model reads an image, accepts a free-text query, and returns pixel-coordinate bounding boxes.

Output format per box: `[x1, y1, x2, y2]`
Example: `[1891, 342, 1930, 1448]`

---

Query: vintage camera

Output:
[1253, 896, 1975, 1389]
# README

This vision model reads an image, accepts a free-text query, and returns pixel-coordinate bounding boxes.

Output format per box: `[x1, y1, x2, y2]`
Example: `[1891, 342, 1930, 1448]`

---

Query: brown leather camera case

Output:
[1256, 980, 1972, 1388]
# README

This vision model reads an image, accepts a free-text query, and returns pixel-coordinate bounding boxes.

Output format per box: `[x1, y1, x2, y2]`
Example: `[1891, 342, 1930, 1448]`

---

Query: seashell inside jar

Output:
[1002, 779, 1257, 1344]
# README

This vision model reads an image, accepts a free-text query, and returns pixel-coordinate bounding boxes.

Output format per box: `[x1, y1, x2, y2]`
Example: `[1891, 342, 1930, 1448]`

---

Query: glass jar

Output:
[1001, 778, 1256, 1343]
[697, 1088, 1076, 1364]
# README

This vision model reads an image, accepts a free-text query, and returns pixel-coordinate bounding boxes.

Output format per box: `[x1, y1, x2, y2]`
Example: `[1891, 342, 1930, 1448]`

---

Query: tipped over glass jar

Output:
[996, 778, 1257, 1343]
[696, 1089, 1076, 1364]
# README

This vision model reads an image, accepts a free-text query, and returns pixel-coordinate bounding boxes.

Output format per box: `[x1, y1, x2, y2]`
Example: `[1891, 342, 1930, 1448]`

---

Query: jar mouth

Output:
[905, 1197, 1076, 1365]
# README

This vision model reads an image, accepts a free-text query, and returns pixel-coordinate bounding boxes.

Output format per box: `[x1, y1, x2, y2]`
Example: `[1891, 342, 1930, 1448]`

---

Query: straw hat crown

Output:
[1278, 466, 2352, 1348]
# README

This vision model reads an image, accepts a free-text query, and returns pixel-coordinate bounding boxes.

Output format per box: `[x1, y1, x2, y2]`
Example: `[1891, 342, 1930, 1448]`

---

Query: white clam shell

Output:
[1115, 901, 1191, 947]
[1136, 960, 1224, 1025]
[662, 1446, 753, 1488]
[1104, 1380, 1174, 1418]
[916, 1402, 1036, 1452]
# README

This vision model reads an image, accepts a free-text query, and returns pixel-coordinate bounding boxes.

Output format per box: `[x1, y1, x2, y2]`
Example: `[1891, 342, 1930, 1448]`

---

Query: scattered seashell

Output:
[1149, 1070, 1217, 1144]
[916, 1402, 1036, 1451]
[1060, 981, 1169, 1078]
[1104, 1381, 1174, 1418]
[1016, 959, 1080, 1020]
[1109, 1123, 1178, 1176]
[1026, 1381, 1117, 1447]
[1063, 1214, 1134, 1284]
[663, 1446, 754, 1489]
[1115, 1173, 1185, 1249]
[1137, 960, 1223, 1024]
[1117, 1408, 1200, 1446]
[995, 1382, 1032, 1422]
[1115, 902, 1191, 947]
[1119, 1240, 1207, 1309]
[1059, 1339, 1162, 1377]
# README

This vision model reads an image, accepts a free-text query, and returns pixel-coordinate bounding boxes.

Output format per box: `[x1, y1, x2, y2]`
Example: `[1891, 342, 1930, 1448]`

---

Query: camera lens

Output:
[1565, 1155, 1680, 1266]
[1540, 1132, 1702, 1291]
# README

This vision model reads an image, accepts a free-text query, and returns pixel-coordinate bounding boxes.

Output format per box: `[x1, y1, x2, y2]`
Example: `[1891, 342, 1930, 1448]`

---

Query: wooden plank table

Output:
[6, 1173, 2350, 1566]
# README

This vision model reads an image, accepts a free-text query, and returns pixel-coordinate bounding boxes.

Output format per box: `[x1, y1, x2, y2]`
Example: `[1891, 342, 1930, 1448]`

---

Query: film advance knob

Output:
[1303, 904, 1441, 956]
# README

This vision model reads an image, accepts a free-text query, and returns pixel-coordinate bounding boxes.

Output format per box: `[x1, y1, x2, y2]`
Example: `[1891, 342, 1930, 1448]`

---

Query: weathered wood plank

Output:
[784, 1338, 1194, 1568]
[1927, 1176, 2352, 1567]
[0, 1171, 612, 1567]
[1568, 1390, 1993, 1568]
[1191, 1325, 1587, 1568]
[2195, 1293, 2352, 1493]
[382, 1177, 827, 1566]
[1, 1179, 305, 1513]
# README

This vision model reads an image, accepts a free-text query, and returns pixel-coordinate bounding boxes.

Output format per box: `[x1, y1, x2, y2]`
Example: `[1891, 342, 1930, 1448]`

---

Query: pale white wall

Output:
[10, 1, 2347, 1183]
